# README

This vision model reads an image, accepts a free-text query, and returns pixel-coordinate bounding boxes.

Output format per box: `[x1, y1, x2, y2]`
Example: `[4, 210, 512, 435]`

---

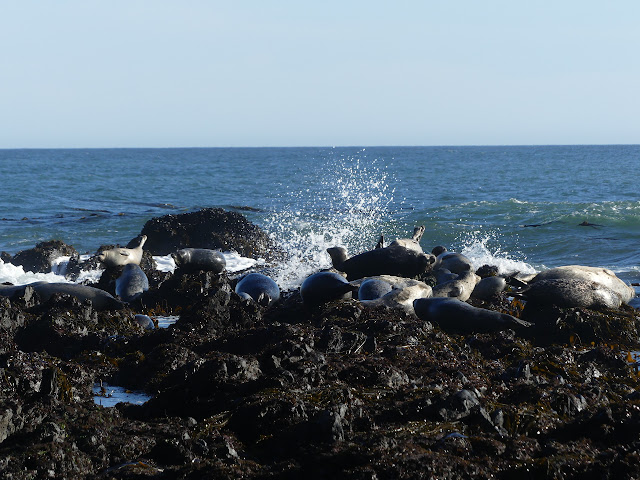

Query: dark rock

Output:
[140, 207, 277, 258]
[9, 240, 78, 274]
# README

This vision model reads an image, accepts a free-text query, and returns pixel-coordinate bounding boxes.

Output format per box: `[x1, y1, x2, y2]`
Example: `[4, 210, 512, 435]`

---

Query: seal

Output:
[413, 297, 532, 334]
[435, 268, 458, 285]
[115, 264, 149, 302]
[514, 278, 623, 310]
[300, 271, 358, 306]
[356, 278, 393, 300]
[528, 265, 635, 304]
[134, 314, 155, 330]
[360, 282, 432, 315]
[470, 276, 507, 301]
[327, 227, 434, 281]
[432, 271, 480, 302]
[433, 251, 474, 275]
[27, 282, 125, 310]
[98, 235, 147, 268]
[171, 248, 226, 274]
[235, 273, 280, 306]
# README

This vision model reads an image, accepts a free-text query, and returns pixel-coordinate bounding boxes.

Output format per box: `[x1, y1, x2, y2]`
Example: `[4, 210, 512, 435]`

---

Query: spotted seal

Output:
[235, 273, 280, 306]
[528, 265, 635, 304]
[171, 248, 226, 274]
[115, 264, 149, 302]
[432, 271, 480, 302]
[514, 278, 623, 309]
[413, 297, 532, 333]
[98, 235, 147, 268]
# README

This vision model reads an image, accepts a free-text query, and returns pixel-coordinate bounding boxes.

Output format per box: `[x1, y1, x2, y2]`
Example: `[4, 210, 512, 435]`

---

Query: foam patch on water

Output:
[153, 252, 261, 274]
[0, 259, 70, 285]
[458, 234, 537, 275]
[265, 152, 400, 290]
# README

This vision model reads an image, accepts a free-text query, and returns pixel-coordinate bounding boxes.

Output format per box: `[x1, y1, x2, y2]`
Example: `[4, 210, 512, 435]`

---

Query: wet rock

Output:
[8, 240, 78, 274]
[140, 207, 277, 259]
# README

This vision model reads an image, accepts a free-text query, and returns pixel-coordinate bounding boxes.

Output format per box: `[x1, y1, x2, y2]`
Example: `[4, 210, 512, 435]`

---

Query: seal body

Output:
[413, 297, 532, 333]
[361, 283, 432, 315]
[172, 248, 226, 274]
[517, 279, 623, 309]
[357, 278, 393, 300]
[98, 235, 147, 268]
[29, 282, 125, 310]
[530, 265, 635, 304]
[115, 264, 149, 302]
[432, 272, 480, 302]
[134, 314, 155, 330]
[433, 252, 474, 275]
[471, 276, 507, 300]
[300, 271, 358, 306]
[235, 273, 280, 306]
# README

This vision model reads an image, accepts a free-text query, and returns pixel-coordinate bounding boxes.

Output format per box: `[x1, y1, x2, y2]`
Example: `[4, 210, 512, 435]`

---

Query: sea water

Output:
[0, 146, 639, 291]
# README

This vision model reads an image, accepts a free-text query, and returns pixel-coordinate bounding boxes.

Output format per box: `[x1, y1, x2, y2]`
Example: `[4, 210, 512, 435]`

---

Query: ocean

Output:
[1, 145, 639, 293]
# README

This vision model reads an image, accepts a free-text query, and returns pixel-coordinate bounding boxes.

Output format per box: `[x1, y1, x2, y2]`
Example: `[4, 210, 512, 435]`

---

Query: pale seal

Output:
[300, 271, 358, 306]
[327, 227, 434, 281]
[360, 283, 432, 315]
[235, 273, 280, 306]
[115, 264, 149, 302]
[171, 248, 226, 274]
[528, 265, 635, 304]
[432, 271, 480, 302]
[514, 279, 623, 310]
[413, 297, 532, 333]
[98, 235, 147, 268]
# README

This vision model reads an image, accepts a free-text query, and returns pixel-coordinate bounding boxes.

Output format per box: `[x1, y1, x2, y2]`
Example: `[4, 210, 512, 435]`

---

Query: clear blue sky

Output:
[1, 1, 638, 148]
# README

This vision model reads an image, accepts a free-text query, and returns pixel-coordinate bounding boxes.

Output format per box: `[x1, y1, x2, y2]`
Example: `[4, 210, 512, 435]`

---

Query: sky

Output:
[1, 1, 638, 148]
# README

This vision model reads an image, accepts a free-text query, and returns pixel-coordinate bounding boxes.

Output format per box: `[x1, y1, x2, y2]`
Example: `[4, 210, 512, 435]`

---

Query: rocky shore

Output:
[1, 208, 640, 479]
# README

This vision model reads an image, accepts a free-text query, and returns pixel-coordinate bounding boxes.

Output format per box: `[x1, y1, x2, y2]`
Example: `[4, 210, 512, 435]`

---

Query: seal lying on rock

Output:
[356, 278, 394, 300]
[172, 248, 226, 273]
[471, 276, 507, 300]
[300, 271, 358, 306]
[98, 235, 147, 268]
[433, 251, 474, 275]
[432, 271, 480, 302]
[360, 283, 432, 315]
[514, 279, 623, 310]
[327, 226, 435, 280]
[526, 266, 635, 304]
[0, 282, 125, 310]
[413, 297, 532, 334]
[235, 273, 280, 306]
[115, 264, 149, 302]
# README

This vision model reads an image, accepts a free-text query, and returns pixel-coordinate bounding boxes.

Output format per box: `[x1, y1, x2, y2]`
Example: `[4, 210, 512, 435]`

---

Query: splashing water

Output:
[457, 232, 537, 275]
[265, 152, 401, 290]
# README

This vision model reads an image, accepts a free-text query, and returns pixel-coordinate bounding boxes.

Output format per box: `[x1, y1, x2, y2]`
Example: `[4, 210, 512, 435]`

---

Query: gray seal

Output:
[413, 297, 532, 333]
[172, 248, 226, 274]
[134, 314, 155, 330]
[433, 251, 474, 275]
[18, 282, 125, 310]
[357, 278, 394, 300]
[115, 264, 149, 302]
[98, 235, 147, 268]
[300, 271, 358, 306]
[529, 265, 635, 304]
[235, 273, 280, 306]
[514, 279, 623, 309]
[471, 276, 507, 300]
[327, 226, 434, 281]
[432, 271, 480, 302]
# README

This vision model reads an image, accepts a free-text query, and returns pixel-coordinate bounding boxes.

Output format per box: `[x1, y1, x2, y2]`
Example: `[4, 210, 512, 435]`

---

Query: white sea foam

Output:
[458, 234, 537, 275]
[0, 259, 70, 285]
[152, 252, 261, 274]
[265, 156, 399, 291]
